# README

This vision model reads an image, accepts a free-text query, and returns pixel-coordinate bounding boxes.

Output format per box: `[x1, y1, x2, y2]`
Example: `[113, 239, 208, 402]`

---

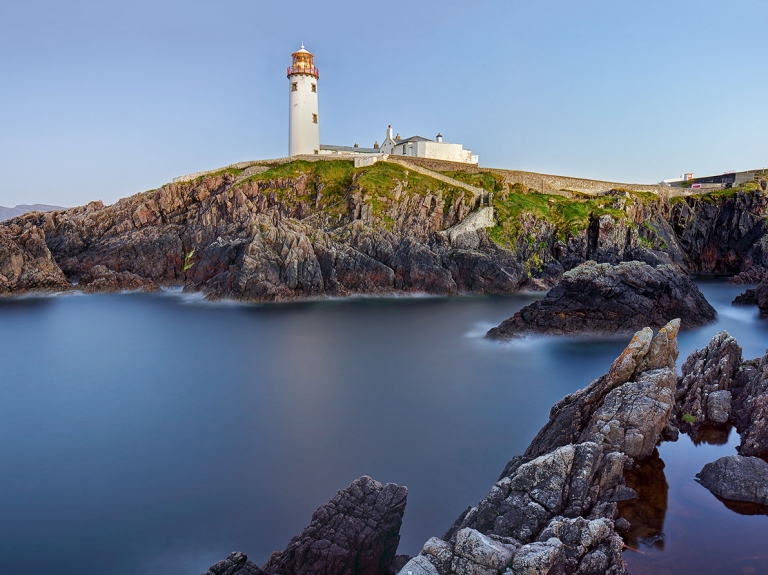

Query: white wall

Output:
[288, 74, 320, 156]
[392, 140, 477, 164]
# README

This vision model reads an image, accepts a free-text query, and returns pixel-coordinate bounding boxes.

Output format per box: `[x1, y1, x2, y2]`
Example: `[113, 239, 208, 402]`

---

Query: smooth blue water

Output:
[0, 282, 766, 575]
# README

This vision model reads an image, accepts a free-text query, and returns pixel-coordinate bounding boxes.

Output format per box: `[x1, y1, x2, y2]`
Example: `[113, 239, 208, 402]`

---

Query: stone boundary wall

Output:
[390, 156, 705, 199]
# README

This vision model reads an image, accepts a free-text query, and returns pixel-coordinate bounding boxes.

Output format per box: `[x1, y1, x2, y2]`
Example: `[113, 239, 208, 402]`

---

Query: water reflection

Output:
[689, 424, 732, 446]
[717, 498, 768, 517]
[619, 448, 668, 550]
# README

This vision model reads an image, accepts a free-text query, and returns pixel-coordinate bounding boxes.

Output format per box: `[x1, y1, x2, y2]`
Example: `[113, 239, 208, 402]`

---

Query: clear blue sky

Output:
[1, 0, 766, 207]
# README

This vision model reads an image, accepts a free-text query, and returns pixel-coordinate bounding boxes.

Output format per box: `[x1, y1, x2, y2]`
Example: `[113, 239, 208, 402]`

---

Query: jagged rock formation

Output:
[0, 204, 64, 222]
[78, 265, 160, 293]
[398, 320, 681, 575]
[1, 160, 768, 301]
[668, 192, 768, 274]
[729, 265, 768, 285]
[486, 261, 714, 339]
[200, 321, 768, 575]
[263, 476, 407, 575]
[202, 552, 262, 575]
[732, 279, 768, 317]
[673, 331, 768, 458]
[732, 353, 768, 459]
[695, 455, 768, 506]
[0, 218, 70, 294]
[674, 331, 742, 433]
[201, 476, 407, 575]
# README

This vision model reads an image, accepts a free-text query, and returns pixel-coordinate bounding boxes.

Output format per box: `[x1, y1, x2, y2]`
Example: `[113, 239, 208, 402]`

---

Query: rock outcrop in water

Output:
[263, 476, 407, 575]
[1, 159, 768, 301]
[201, 476, 407, 575]
[695, 455, 768, 506]
[486, 261, 714, 339]
[732, 279, 768, 317]
[673, 330, 768, 459]
[397, 319, 682, 575]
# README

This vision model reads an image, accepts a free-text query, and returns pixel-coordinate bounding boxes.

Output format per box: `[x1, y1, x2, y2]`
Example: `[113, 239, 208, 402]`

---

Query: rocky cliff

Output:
[1, 159, 767, 301]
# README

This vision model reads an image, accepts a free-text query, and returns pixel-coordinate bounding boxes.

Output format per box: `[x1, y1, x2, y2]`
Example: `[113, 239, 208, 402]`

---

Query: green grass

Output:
[234, 160, 356, 219]
[232, 159, 472, 226]
[355, 162, 470, 218]
[182, 250, 195, 272]
[672, 180, 763, 204]
[682, 413, 696, 424]
[489, 185, 628, 247]
[190, 167, 245, 184]
[639, 221, 668, 249]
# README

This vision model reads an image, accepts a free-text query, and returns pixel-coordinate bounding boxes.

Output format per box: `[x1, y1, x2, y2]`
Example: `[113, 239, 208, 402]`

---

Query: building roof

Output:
[292, 43, 312, 55]
[320, 144, 379, 154]
[395, 135, 433, 144]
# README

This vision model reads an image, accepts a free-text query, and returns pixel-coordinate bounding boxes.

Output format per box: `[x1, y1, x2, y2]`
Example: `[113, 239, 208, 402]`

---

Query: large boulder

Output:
[486, 261, 715, 339]
[262, 476, 407, 575]
[695, 455, 768, 506]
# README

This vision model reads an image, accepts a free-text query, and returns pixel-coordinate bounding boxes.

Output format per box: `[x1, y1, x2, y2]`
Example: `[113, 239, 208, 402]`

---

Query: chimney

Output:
[374, 141, 379, 149]
[387, 125, 393, 140]
[436, 133, 443, 143]
[395, 133, 401, 140]
[354, 142, 359, 148]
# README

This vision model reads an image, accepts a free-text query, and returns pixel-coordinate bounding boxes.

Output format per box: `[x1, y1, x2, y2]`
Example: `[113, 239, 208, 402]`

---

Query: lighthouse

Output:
[287, 44, 320, 156]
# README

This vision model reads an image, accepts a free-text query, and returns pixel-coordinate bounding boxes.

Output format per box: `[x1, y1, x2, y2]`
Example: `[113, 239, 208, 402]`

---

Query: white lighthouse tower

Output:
[287, 44, 320, 156]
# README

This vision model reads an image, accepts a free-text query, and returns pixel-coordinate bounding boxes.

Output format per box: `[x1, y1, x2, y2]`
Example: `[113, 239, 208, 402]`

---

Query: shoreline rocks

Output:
[486, 261, 715, 340]
[2, 164, 768, 302]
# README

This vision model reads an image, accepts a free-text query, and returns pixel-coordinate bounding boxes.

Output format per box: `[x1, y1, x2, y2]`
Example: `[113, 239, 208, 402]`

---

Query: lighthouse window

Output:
[291, 82, 298, 92]
[311, 83, 316, 92]
[312, 113, 318, 124]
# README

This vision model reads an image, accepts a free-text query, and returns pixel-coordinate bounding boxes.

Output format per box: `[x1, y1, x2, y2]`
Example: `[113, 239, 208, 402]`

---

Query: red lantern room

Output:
[287, 44, 319, 78]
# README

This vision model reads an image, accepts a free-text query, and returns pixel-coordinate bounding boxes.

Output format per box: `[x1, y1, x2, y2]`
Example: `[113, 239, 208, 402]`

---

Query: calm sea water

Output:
[0, 282, 766, 575]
